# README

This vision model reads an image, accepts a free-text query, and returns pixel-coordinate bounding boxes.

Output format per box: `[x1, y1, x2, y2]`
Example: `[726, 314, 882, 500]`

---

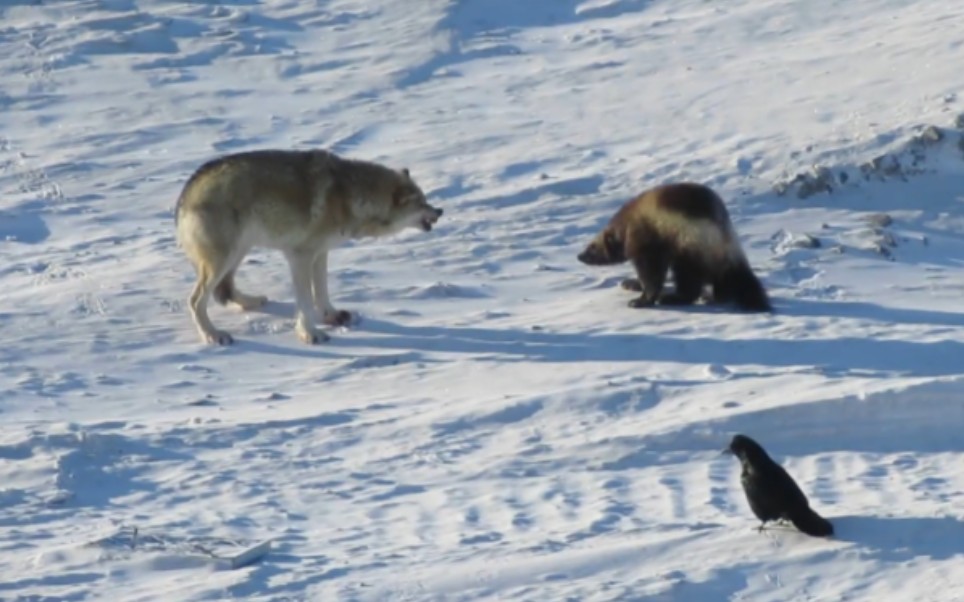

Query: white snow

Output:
[2, 0, 964, 600]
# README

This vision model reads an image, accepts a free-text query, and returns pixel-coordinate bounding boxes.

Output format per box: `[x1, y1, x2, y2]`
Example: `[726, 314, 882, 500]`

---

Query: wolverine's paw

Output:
[656, 293, 698, 306]
[628, 296, 656, 308]
[322, 309, 353, 327]
[204, 330, 234, 346]
[620, 278, 643, 292]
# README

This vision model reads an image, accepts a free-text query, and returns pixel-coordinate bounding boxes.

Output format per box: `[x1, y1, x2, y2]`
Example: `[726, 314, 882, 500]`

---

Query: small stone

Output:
[838, 171, 849, 184]
[795, 169, 834, 199]
[883, 157, 902, 176]
[919, 125, 943, 144]
[878, 231, 898, 248]
[812, 165, 834, 182]
[792, 234, 821, 249]
[865, 213, 893, 228]
[706, 364, 731, 379]
[873, 243, 893, 258]
[45, 491, 74, 507]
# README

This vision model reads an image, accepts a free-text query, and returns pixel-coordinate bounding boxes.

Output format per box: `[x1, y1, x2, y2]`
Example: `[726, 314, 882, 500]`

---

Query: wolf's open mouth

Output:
[420, 218, 434, 232]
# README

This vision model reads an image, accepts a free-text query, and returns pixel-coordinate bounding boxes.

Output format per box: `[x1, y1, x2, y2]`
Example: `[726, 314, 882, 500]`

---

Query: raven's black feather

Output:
[725, 434, 833, 537]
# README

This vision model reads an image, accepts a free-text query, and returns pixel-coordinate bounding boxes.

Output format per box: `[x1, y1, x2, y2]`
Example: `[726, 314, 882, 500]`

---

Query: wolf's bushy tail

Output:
[788, 506, 834, 537]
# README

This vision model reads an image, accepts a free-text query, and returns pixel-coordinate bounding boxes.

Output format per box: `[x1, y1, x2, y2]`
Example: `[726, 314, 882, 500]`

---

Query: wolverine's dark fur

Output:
[577, 182, 771, 312]
[725, 434, 834, 537]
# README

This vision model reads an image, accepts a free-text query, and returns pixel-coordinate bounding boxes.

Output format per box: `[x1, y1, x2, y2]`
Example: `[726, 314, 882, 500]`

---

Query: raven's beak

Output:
[720, 447, 733, 456]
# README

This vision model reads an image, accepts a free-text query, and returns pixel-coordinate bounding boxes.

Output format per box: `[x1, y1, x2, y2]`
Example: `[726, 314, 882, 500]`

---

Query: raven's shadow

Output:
[831, 515, 964, 562]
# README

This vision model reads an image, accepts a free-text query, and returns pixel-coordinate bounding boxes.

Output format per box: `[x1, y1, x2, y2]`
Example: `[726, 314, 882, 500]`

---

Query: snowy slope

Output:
[1, 0, 964, 600]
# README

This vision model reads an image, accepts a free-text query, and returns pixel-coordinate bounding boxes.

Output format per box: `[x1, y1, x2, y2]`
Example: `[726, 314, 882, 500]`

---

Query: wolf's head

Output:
[577, 226, 626, 265]
[392, 168, 443, 232]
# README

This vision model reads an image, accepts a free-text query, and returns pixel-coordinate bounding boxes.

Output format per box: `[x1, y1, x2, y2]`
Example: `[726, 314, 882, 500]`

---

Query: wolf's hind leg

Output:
[214, 265, 267, 311]
[188, 260, 236, 346]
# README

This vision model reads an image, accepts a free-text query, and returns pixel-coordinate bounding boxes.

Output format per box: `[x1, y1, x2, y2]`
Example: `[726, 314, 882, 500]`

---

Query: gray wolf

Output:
[174, 149, 443, 345]
[577, 182, 770, 311]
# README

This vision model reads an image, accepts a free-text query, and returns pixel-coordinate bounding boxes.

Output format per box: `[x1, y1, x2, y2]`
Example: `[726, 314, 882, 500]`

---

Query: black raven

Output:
[724, 434, 833, 537]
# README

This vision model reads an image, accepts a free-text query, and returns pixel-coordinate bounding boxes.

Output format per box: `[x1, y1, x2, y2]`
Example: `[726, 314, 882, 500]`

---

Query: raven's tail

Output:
[788, 506, 833, 537]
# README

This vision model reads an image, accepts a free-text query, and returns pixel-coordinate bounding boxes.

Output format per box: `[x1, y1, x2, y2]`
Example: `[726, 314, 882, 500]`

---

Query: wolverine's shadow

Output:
[602, 277, 964, 326]
[778, 297, 964, 328]
[829, 515, 964, 563]
[334, 314, 964, 377]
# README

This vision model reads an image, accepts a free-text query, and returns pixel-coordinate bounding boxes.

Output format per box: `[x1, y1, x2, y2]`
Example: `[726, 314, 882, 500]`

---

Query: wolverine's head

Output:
[577, 227, 626, 265]
[393, 168, 443, 232]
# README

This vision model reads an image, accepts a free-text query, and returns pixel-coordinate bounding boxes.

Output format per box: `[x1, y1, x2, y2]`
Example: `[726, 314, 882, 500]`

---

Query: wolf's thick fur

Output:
[175, 149, 443, 345]
[577, 182, 770, 312]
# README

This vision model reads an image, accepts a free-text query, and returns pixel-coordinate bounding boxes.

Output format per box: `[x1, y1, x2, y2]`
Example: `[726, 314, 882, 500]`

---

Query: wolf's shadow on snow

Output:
[246, 294, 964, 376]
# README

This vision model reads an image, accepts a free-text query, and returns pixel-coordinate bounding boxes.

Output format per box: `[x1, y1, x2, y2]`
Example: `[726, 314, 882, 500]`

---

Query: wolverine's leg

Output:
[284, 249, 328, 344]
[620, 278, 643, 292]
[311, 251, 351, 326]
[628, 252, 669, 308]
[659, 257, 703, 305]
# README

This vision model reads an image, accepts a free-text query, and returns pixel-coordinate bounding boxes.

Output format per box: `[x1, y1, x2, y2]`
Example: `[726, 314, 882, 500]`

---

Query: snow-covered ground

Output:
[2, 0, 964, 600]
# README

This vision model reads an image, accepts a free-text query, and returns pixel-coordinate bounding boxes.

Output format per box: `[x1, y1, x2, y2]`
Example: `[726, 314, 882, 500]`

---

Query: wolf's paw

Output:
[322, 309, 353, 327]
[204, 330, 234, 346]
[620, 278, 643, 292]
[296, 325, 330, 345]
[233, 293, 268, 311]
[628, 296, 656, 309]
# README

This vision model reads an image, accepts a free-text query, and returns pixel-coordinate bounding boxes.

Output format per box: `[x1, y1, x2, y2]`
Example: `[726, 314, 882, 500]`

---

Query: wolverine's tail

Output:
[788, 506, 834, 537]
[726, 260, 772, 313]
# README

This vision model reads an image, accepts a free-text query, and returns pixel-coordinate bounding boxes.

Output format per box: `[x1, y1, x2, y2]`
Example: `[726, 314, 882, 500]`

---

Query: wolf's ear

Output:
[401, 167, 411, 180]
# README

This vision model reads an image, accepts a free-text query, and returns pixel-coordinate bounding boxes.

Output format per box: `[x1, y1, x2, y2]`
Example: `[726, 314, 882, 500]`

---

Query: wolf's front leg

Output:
[311, 251, 352, 327]
[285, 250, 329, 344]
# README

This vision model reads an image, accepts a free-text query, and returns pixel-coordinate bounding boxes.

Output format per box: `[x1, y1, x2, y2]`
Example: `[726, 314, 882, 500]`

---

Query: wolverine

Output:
[175, 149, 443, 346]
[577, 182, 770, 312]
